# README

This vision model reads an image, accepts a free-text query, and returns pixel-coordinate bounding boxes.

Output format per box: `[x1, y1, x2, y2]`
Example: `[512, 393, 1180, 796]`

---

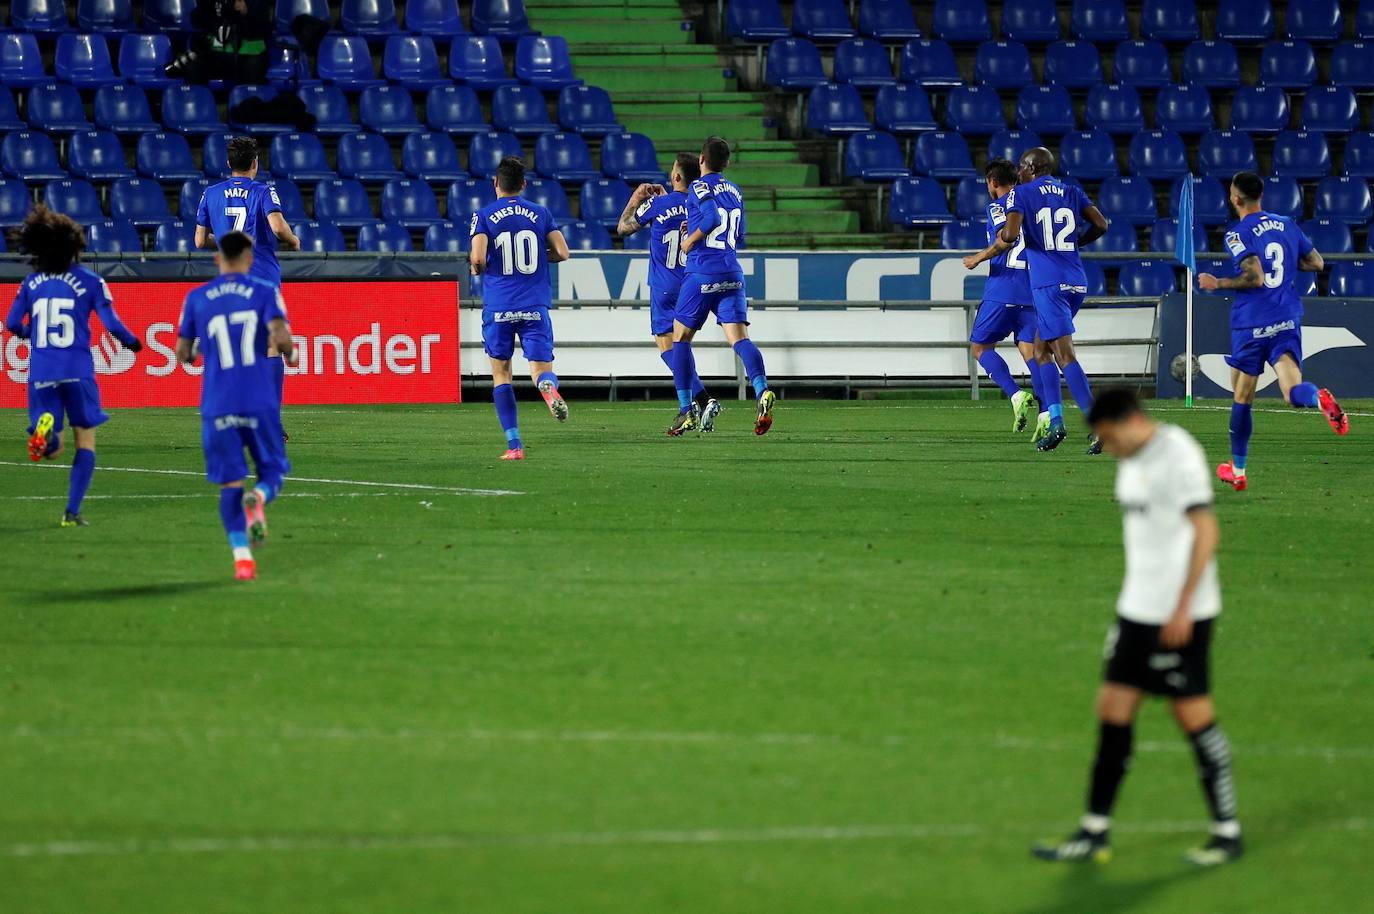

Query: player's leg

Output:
[59, 380, 109, 526]
[1220, 367, 1257, 491]
[522, 311, 567, 423]
[483, 313, 524, 459]
[1171, 695, 1243, 865]
[667, 281, 708, 434]
[25, 381, 63, 462]
[203, 418, 256, 579]
[528, 360, 567, 422]
[1274, 352, 1348, 435]
[272, 354, 288, 443]
[220, 481, 256, 580]
[655, 290, 710, 414]
[718, 285, 774, 436]
[242, 412, 291, 545]
[1017, 338, 1044, 423]
[1031, 337, 1057, 440]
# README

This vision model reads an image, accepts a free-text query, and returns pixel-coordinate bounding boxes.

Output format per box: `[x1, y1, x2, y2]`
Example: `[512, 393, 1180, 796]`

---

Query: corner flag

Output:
[1176, 174, 1196, 407]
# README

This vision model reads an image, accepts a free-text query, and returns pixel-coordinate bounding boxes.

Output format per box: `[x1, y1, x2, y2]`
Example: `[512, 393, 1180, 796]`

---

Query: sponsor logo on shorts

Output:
[1058, 284, 1088, 294]
[493, 310, 544, 323]
[698, 280, 744, 294]
[1252, 319, 1296, 339]
[213, 414, 260, 431]
[1148, 652, 1182, 670]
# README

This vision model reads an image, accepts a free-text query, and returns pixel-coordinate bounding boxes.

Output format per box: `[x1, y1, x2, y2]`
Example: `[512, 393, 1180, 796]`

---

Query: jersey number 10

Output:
[492, 230, 540, 275]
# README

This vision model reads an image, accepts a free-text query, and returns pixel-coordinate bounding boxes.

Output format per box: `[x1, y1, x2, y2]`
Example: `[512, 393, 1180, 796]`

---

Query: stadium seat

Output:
[558, 85, 621, 136]
[858, 0, 921, 42]
[1300, 217, 1354, 253]
[807, 83, 871, 135]
[341, 0, 399, 36]
[68, 130, 132, 181]
[987, 128, 1042, 164]
[845, 131, 910, 181]
[875, 84, 937, 134]
[911, 131, 975, 178]
[407, 0, 465, 37]
[1097, 176, 1157, 226]
[1197, 130, 1258, 178]
[944, 85, 1005, 135]
[467, 130, 523, 179]
[381, 179, 443, 227]
[1071, 0, 1128, 42]
[1155, 84, 1213, 134]
[424, 222, 469, 252]
[492, 84, 557, 136]
[382, 35, 446, 90]
[270, 133, 334, 181]
[178, 177, 209, 219]
[86, 219, 141, 253]
[2, 132, 65, 181]
[1140, 0, 1199, 42]
[560, 219, 613, 250]
[1, 34, 47, 88]
[1301, 86, 1360, 133]
[0, 88, 21, 132]
[579, 178, 631, 227]
[1081, 260, 1107, 295]
[275, 0, 329, 34]
[135, 131, 199, 181]
[600, 132, 668, 182]
[728, 0, 790, 41]
[1286, 0, 1342, 42]
[447, 178, 497, 220]
[1343, 132, 1374, 177]
[1113, 40, 1171, 89]
[0, 179, 31, 226]
[1261, 175, 1304, 220]
[293, 220, 346, 252]
[318, 35, 385, 89]
[523, 177, 572, 221]
[11, 0, 70, 34]
[1043, 40, 1102, 89]
[144, 0, 194, 30]
[1314, 176, 1374, 223]
[162, 84, 226, 134]
[471, 0, 534, 39]
[1015, 85, 1075, 135]
[91, 84, 156, 135]
[109, 176, 171, 227]
[357, 221, 414, 252]
[1171, 176, 1230, 225]
[953, 176, 988, 219]
[1182, 40, 1241, 89]
[44, 179, 105, 223]
[888, 176, 952, 225]
[28, 82, 91, 133]
[1217, 0, 1274, 41]
[1127, 129, 1188, 181]
[535, 132, 599, 182]
[78, 0, 134, 32]
[225, 85, 295, 136]
[1118, 260, 1178, 297]
[1328, 260, 1374, 296]
[1271, 130, 1332, 179]
[1085, 84, 1144, 135]
[941, 219, 986, 249]
[152, 219, 196, 252]
[427, 85, 489, 135]
[932, 0, 990, 42]
[620, 226, 651, 250]
[767, 38, 828, 89]
[201, 133, 237, 179]
[298, 85, 356, 135]
[401, 132, 466, 182]
[1080, 219, 1137, 262]
[899, 39, 961, 87]
[1060, 129, 1119, 180]
[118, 34, 178, 89]
[360, 85, 423, 135]
[1002, 0, 1059, 42]
[266, 178, 306, 221]
[1230, 85, 1290, 134]
[974, 41, 1032, 89]
[1148, 217, 1206, 254]
[449, 36, 516, 88]
[1360, 0, 1374, 39]
[516, 35, 580, 90]
[834, 38, 896, 87]
[1260, 40, 1318, 88]
[55, 34, 119, 88]
[793, 0, 857, 41]
[1330, 41, 1374, 89]
[338, 132, 403, 182]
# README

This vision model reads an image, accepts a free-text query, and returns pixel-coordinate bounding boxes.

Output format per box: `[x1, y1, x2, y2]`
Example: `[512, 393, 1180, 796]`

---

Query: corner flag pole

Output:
[1175, 174, 1197, 408]
[1185, 269, 1194, 408]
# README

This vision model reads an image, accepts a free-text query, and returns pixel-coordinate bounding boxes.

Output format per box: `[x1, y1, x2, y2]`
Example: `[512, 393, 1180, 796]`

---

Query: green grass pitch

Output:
[1, 398, 1371, 913]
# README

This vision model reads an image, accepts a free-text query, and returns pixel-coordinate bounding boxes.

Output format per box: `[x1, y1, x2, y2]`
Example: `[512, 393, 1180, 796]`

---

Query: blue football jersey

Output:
[634, 190, 689, 294]
[178, 273, 287, 418]
[685, 173, 746, 275]
[983, 193, 1031, 305]
[1006, 176, 1092, 289]
[1222, 211, 1313, 330]
[196, 177, 284, 287]
[5, 267, 137, 383]
[470, 196, 559, 310]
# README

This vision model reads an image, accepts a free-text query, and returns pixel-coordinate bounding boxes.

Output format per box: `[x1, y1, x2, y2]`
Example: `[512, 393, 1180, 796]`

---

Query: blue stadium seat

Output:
[1082, 260, 1107, 295]
[1113, 40, 1171, 89]
[558, 219, 611, 250]
[1018, 83, 1078, 134]
[1097, 176, 1157, 226]
[1260, 40, 1317, 87]
[1170, 176, 1230, 225]
[118, 34, 178, 89]
[858, 0, 920, 42]
[974, 40, 1032, 89]
[153, 219, 196, 252]
[1230, 85, 1289, 133]
[1, 34, 47, 88]
[109, 176, 170, 227]
[889, 176, 952, 225]
[358, 221, 414, 252]
[407, 0, 465, 37]
[1148, 218, 1206, 254]
[932, 0, 990, 42]
[1330, 41, 1374, 88]
[447, 178, 497, 220]
[1360, 0, 1374, 39]
[524, 177, 572, 221]
[875, 84, 937, 134]
[427, 85, 489, 135]
[942, 219, 986, 249]
[1261, 175, 1304, 220]
[1217, 0, 1274, 41]
[314, 179, 376, 226]
[0, 88, 21, 131]
[600, 132, 668, 182]
[1197, 130, 1258, 178]
[899, 39, 961, 87]
[402, 132, 466, 182]
[1286, 0, 1342, 42]
[467, 130, 523, 178]
[360, 85, 423, 134]
[162, 84, 226, 134]
[987, 128, 1042, 164]
[382, 35, 446, 89]
[1071, 0, 1128, 42]
[579, 178, 631, 227]
[86, 219, 141, 253]
[55, 33, 119, 88]
[1328, 260, 1374, 296]
[28, 81, 92, 133]
[78, 0, 134, 32]
[298, 85, 356, 135]
[1272, 130, 1332, 179]
[1085, 83, 1144, 134]
[1002, 0, 1059, 42]
[471, 0, 534, 39]
[270, 133, 334, 181]
[1155, 83, 1213, 134]
[11, 0, 70, 34]
[492, 84, 557, 135]
[558, 85, 620, 136]
[92, 84, 156, 134]
[178, 177, 209, 219]
[516, 35, 581, 90]
[767, 38, 828, 89]
[135, 131, 199, 180]
[2, 132, 65, 181]
[44, 179, 105, 223]
[266, 178, 306, 221]
[1301, 86, 1360, 133]
[728, 0, 790, 41]
[911, 131, 975, 178]
[807, 83, 871, 134]
[1127, 129, 1188, 180]
[449, 36, 516, 88]
[341, 0, 399, 36]
[144, 0, 194, 31]
[381, 179, 443, 227]
[1314, 176, 1374, 223]
[1299, 218, 1354, 253]
[424, 222, 469, 252]
[1343, 132, 1374, 176]
[953, 175, 987, 219]
[834, 38, 896, 87]
[1118, 261, 1178, 297]
[535, 131, 599, 181]
[1080, 220, 1137, 262]
[318, 35, 385, 89]
[793, 0, 856, 41]
[201, 132, 237, 179]
[275, 0, 329, 35]
[845, 130, 910, 180]
[1043, 40, 1102, 89]
[294, 220, 347, 252]
[69, 130, 132, 181]
[338, 132, 403, 182]
[0, 179, 31, 226]
[1182, 40, 1241, 89]
[944, 85, 1004, 135]
[620, 225, 651, 249]
[1140, 0, 1199, 42]
[226, 85, 295, 136]
[1060, 129, 1119, 179]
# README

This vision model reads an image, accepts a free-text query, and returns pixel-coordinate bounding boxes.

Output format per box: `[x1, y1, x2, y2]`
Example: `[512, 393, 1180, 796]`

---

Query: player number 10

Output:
[492, 229, 540, 275]
[706, 206, 741, 251]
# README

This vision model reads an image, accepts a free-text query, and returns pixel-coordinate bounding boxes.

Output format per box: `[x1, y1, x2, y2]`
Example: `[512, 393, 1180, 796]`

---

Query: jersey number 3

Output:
[206, 309, 259, 369]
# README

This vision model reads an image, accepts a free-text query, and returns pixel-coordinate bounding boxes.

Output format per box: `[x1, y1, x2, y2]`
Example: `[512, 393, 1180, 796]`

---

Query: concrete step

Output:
[570, 43, 726, 63]
[742, 187, 856, 211]
[527, 17, 694, 43]
[616, 91, 769, 117]
[746, 209, 861, 235]
[718, 161, 819, 187]
[747, 231, 917, 249]
[618, 113, 773, 140]
[578, 64, 735, 92]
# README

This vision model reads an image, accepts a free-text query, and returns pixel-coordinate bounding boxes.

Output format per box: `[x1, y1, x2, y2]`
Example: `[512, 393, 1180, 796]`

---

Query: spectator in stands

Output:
[173, 0, 273, 87]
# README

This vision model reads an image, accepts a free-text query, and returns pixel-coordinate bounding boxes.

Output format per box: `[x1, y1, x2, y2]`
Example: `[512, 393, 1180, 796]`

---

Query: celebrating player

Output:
[469, 156, 572, 460]
[1197, 171, 1348, 492]
[1034, 390, 1242, 867]
[961, 157, 1041, 434]
[999, 147, 1110, 453]
[670, 136, 775, 436]
[176, 232, 295, 582]
[5, 205, 142, 527]
[616, 153, 721, 434]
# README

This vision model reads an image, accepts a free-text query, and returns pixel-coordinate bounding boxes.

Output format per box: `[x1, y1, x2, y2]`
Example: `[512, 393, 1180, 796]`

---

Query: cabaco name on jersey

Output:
[1250, 218, 1288, 237]
[488, 203, 541, 223]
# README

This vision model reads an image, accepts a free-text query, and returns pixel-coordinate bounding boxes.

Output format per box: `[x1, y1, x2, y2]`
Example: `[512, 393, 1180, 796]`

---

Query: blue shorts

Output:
[271, 354, 285, 402]
[1226, 320, 1302, 377]
[969, 300, 1037, 345]
[650, 287, 680, 336]
[1032, 284, 1086, 341]
[675, 270, 748, 332]
[27, 378, 108, 434]
[202, 411, 291, 485]
[482, 306, 554, 362]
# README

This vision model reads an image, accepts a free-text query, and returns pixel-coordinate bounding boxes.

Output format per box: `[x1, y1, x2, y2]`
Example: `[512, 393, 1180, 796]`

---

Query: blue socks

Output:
[493, 383, 522, 449]
[660, 350, 706, 400]
[1038, 361, 1063, 424]
[537, 370, 559, 390]
[1061, 360, 1095, 418]
[1229, 402, 1252, 471]
[1288, 381, 1320, 408]
[976, 350, 1021, 399]
[733, 339, 768, 398]
[66, 448, 95, 515]
[671, 341, 697, 412]
[219, 487, 250, 556]
[254, 476, 282, 504]
[1025, 355, 1046, 406]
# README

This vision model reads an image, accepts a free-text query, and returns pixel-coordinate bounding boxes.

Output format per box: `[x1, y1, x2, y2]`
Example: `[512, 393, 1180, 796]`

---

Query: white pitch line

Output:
[0, 492, 430, 501]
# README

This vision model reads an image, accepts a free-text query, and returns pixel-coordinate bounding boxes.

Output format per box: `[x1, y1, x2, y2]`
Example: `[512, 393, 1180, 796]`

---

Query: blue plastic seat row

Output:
[270, 0, 534, 41]
[731, 0, 918, 43]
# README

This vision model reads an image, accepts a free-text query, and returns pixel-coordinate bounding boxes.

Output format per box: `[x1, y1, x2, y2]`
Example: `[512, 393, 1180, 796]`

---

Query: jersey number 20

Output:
[206, 309, 259, 369]
[706, 206, 741, 251]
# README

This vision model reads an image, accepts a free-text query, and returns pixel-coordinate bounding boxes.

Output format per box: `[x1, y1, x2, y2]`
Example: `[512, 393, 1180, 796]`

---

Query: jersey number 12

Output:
[1035, 207, 1078, 252]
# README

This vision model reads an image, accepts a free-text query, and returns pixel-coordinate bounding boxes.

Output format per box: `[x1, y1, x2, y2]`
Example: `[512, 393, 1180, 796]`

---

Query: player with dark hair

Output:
[961, 157, 1041, 434]
[1197, 171, 1347, 492]
[176, 231, 296, 581]
[617, 152, 721, 434]
[1033, 389, 1242, 868]
[5, 204, 142, 526]
[469, 156, 572, 460]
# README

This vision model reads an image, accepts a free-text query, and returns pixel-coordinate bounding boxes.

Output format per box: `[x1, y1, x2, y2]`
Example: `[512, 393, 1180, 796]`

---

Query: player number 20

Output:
[706, 206, 741, 251]
[492, 230, 540, 275]
[206, 309, 260, 369]
[30, 297, 76, 348]
[1035, 207, 1077, 252]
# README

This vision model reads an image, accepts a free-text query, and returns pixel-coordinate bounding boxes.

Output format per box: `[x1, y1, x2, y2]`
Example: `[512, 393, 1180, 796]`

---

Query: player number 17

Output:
[205, 309, 259, 369]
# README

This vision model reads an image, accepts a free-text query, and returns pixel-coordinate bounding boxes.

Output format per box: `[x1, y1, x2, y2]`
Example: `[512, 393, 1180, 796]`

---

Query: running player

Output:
[175, 232, 295, 582]
[5, 205, 142, 527]
[616, 153, 721, 434]
[999, 147, 1110, 453]
[1197, 171, 1348, 492]
[961, 157, 1041, 434]
[670, 136, 775, 436]
[469, 156, 571, 460]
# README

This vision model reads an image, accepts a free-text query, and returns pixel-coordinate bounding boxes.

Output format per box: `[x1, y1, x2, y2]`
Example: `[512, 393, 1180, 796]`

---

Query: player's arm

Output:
[1298, 235, 1323, 272]
[194, 224, 215, 250]
[469, 232, 488, 275]
[1198, 254, 1262, 291]
[1077, 204, 1109, 247]
[5, 290, 28, 337]
[997, 209, 1022, 247]
[615, 184, 658, 237]
[963, 235, 1014, 270]
[681, 182, 717, 254]
[269, 211, 301, 251]
[1161, 505, 1220, 649]
[267, 317, 296, 364]
[546, 229, 571, 263]
[92, 282, 142, 351]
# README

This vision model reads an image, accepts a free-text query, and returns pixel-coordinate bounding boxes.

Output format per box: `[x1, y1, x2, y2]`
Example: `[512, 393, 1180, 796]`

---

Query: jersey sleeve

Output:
[468, 209, 490, 241]
[1004, 186, 1025, 219]
[1223, 221, 1260, 269]
[543, 204, 560, 236]
[195, 189, 210, 228]
[1074, 183, 1095, 216]
[633, 195, 658, 228]
[262, 183, 283, 216]
[260, 283, 288, 324]
[5, 283, 28, 337]
[1167, 432, 1214, 512]
[1295, 221, 1314, 258]
[91, 277, 138, 347]
[177, 294, 198, 341]
[688, 180, 720, 231]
